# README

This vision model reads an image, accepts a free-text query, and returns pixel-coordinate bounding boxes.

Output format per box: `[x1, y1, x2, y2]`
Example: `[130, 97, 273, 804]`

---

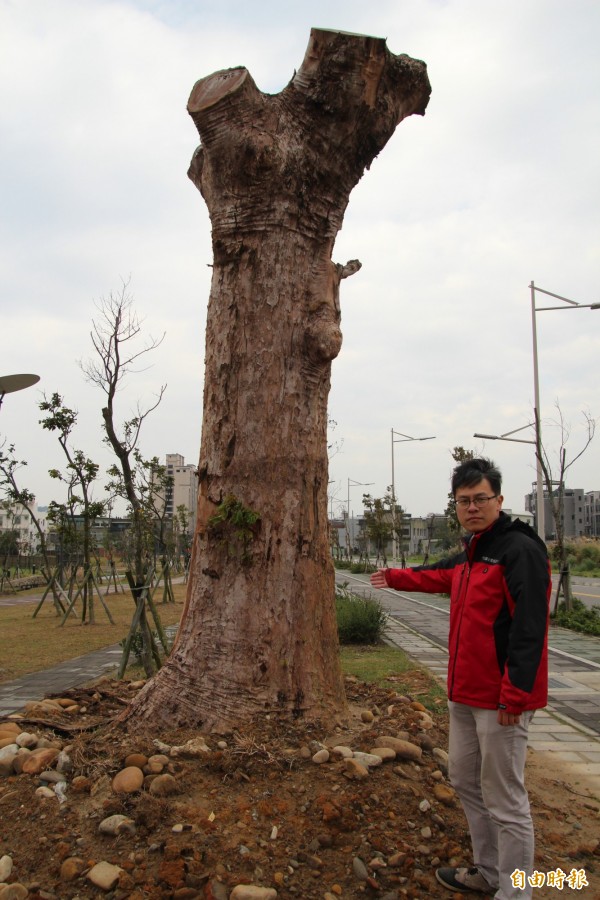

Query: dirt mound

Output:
[0, 675, 598, 899]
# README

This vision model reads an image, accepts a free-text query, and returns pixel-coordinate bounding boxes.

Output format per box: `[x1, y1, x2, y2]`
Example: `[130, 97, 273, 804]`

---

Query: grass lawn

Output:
[340, 643, 446, 709]
[1, 583, 445, 709]
[0, 583, 186, 684]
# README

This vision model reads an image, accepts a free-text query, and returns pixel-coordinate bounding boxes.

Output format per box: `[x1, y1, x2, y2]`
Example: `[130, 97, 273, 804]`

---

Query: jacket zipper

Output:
[449, 534, 479, 700]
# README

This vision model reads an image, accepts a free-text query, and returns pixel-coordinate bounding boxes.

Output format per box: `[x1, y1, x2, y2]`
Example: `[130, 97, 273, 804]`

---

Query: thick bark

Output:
[123, 29, 430, 732]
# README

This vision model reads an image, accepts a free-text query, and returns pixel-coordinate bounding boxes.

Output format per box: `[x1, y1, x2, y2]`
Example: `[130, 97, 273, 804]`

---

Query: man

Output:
[370, 458, 550, 899]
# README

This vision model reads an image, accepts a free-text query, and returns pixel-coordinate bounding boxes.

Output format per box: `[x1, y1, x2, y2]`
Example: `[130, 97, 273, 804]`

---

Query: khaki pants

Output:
[448, 701, 535, 900]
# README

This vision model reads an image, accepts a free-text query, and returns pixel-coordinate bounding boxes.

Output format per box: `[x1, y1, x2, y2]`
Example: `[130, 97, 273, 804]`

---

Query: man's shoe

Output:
[435, 866, 493, 893]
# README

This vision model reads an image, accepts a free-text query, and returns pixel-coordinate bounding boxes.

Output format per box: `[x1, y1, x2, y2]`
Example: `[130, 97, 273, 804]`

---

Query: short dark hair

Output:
[451, 457, 502, 497]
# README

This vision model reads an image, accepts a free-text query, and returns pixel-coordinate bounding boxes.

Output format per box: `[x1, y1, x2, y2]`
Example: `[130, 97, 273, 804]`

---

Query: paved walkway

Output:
[0, 625, 179, 718]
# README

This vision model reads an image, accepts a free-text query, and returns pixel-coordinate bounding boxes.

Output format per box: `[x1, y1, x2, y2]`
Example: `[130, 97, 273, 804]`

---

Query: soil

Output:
[0, 672, 599, 900]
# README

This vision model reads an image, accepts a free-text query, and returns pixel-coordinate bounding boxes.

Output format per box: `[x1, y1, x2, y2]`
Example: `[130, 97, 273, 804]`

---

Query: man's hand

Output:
[497, 709, 521, 726]
[370, 569, 388, 589]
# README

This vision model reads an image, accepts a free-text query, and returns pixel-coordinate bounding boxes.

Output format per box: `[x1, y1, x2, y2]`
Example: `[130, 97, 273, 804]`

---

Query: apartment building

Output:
[584, 491, 600, 538]
[164, 453, 198, 535]
[525, 486, 586, 540]
[0, 499, 47, 552]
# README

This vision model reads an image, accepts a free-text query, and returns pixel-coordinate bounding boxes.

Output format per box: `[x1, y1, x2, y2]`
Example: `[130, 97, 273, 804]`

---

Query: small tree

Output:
[536, 404, 596, 612]
[384, 486, 408, 566]
[39, 393, 107, 623]
[445, 446, 475, 533]
[80, 282, 168, 674]
[175, 503, 192, 569]
[422, 512, 437, 565]
[0, 520, 19, 588]
[0, 444, 57, 602]
[362, 494, 391, 564]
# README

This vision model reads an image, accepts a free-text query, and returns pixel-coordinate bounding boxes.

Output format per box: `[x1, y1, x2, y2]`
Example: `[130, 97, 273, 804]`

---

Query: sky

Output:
[1, 0, 599, 522]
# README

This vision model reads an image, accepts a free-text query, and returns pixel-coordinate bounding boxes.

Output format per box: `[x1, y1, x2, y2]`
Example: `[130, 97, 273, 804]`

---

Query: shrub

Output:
[350, 560, 377, 574]
[548, 540, 600, 577]
[336, 583, 388, 644]
[552, 597, 600, 636]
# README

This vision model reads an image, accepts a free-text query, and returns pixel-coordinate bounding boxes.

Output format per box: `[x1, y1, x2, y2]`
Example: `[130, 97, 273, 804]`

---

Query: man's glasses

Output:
[452, 494, 498, 510]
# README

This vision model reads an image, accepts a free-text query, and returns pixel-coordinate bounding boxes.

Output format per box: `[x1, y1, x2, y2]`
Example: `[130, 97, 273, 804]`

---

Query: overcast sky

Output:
[1, 0, 599, 522]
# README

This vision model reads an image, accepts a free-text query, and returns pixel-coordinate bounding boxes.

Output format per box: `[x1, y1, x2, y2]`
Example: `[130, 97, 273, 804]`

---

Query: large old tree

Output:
[123, 29, 430, 732]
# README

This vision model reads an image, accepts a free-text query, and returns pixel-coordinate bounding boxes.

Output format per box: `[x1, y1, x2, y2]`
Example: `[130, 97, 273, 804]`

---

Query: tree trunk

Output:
[122, 29, 430, 733]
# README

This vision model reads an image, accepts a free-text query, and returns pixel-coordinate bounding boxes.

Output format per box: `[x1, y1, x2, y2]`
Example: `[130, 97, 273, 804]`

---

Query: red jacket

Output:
[384, 513, 550, 713]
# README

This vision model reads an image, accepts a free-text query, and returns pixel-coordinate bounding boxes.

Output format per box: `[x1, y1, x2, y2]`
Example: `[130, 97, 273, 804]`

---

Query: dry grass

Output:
[0, 582, 185, 683]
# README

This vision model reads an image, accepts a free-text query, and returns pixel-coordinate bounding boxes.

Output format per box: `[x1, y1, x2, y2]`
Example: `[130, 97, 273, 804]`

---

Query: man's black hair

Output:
[451, 457, 502, 497]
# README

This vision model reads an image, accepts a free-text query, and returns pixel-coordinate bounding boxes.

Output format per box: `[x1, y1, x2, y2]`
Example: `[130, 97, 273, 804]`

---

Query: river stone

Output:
[229, 886, 278, 899]
[56, 750, 73, 773]
[148, 773, 179, 797]
[0, 738, 18, 751]
[21, 747, 59, 775]
[0, 722, 21, 736]
[331, 745, 353, 758]
[416, 711, 434, 730]
[124, 752, 148, 768]
[60, 857, 87, 881]
[433, 783, 456, 806]
[86, 860, 124, 891]
[352, 856, 369, 881]
[0, 884, 29, 899]
[343, 758, 369, 779]
[145, 753, 169, 774]
[312, 748, 330, 764]
[204, 879, 229, 899]
[0, 855, 12, 882]
[352, 751, 383, 768]
[0, 748, 18, 776]
[0, 743, 18, 758]
[11, 749, 31, 775]
[40, 769, 67, 784]
[170, 737, 210, 757]
[375, 736, 422, 761]
[370, 747, 396, 761]
[99, 814, 137, 835]
[71, 774, 92, 792]
[112, 765, 144, 793]
[35, 786, 56, 799]
[36, 737, 60, 749]
[15, 732, 37, 748]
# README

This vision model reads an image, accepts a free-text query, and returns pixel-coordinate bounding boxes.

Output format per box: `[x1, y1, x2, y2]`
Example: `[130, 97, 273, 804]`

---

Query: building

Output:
[584, 491, 600, 538]
[43, 515, 131, 556]
[408, 514, 447, 556]
[0, 498, 47, 553]
[525, 485, 586, 540]
[503, 508, 535, 530]
[164, 454, 198, 535]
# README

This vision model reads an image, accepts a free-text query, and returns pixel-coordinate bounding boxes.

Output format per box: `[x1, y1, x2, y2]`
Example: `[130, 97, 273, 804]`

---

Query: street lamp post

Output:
[0, 373, 40, 411]
[530, 281, 600, 540]
[473, 423, 539, 531]
[390, 430, 436, 560]
[347, 478, 374, 557]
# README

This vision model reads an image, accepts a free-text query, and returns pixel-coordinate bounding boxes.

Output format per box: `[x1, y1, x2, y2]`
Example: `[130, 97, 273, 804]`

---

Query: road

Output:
[552, 574, 600, 610]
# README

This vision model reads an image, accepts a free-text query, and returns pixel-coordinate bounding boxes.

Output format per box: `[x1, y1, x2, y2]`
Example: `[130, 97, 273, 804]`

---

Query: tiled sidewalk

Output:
[381, 596, 600, 790]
